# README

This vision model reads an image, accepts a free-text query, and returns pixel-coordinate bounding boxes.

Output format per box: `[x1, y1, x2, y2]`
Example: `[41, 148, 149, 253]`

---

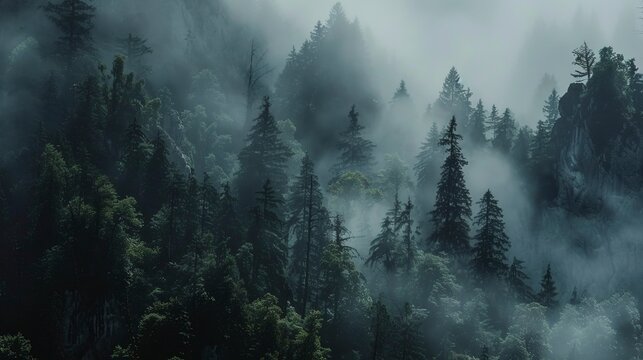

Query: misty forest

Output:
[4, 0, 643, 359]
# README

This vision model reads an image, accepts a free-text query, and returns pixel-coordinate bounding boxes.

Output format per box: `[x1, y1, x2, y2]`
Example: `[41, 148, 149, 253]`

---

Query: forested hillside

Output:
[2, 1, 643, 359]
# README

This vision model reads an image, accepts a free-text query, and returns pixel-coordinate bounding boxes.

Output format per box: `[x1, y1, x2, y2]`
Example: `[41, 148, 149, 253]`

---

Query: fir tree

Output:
[236, 96, 293, 211]
[434, 67, 472, 125]
[143, 132, 170, 217]
[366, 215, 398, 273]
[429, 116, 472, 257]
[507, 257, 533, 303]
[120, 118, 147, 199]
[393, 80, 410, 101]
[391, 303, 425, 360]
[287, 154, 328, 315]
[333, 105, 375, 175]
[469, 99, 487, 146]
[492, 108, 515, 154]
[542, 89, 559, 131]
[398, 198, 418, 273]
[248, 180, 289, 299]
[44, 0, 96, 60]
[571, 42, 595, 83]
[217, 183, 243, 252]
[470, 190, 510, 282]
[414, 122, 441, 189]
[117, 33, 153, 74]
[486, 104, 500, 140]
[537, 264, 558, 308]
[369, 300, 391, 360]
[569, 287, 581, 305]
[512, 126, 531, 167]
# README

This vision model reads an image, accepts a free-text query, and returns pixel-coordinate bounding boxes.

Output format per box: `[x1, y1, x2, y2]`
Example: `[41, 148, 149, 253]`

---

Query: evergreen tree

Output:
[470, 190, 510, 283]
[414, 122, 440, 189]
[507, 257, 533, 303]
[512, 126, 531, 167]
[287, 154, 328, 315]
[434, 67, 472, 125]
[429, 116, 472, 257]
[333, 105, 375, 175]
[398, 198, 418, 273]
[571, 42, 595, 83]
[366, 215, 397, 273]
[217, 183, 243, 252]
[120, 117, 148, 199]
[393, 80, 410, 101]
[537, 264, 558, 308]
[143, 132, 170, 217]
[44, 0, 95, 60]
[117, 33, 153, 74]
[486, 104, 500, 141]
[569, 287, 581, 305]
[469, 99, 487, 145]
[480, 345, 490, 360]
[248, 180, 289, 299]
[369, 300, 391, 360]
[236, 96, 293, 211]
[542, 89, 559, 131]
[493, 108, 515, 154]
[391, 303, 425, 360]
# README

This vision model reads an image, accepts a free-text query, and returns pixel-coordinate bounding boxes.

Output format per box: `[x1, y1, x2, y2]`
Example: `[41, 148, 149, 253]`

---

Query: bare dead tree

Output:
[245, 40, 273, 122]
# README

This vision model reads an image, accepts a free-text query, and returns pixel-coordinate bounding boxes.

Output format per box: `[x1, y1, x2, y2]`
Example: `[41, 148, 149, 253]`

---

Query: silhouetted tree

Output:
[429, 116, 472, 257]
[44, 0, 95, 60]
[571, 42, 595, 83]
[470, 190, 510, 283]
[333, 105, 375, 175]
[537, 264, 558, 308]
[507, 257, 533, 302]
[469, 99, 487, 145]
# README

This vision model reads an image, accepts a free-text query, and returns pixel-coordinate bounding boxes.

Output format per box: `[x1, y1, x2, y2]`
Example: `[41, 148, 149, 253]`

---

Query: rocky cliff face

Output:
[551, 82, 642, 215]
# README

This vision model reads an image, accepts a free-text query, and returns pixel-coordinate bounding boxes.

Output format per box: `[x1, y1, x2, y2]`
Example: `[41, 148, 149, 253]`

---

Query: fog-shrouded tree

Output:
[398, 198, 418, 273]
[236, 96, 293, 212]
[332, 105, 375, 176]
[492, 108, 516, 154]
[572, 42, 596, 83]
[44, 0, 96, 61]
[512, 126, 531, 168]
[486, 104, 500, 140]
[434, 67, 472, 127]
[288, 154, 329, 315]
[507, 257, 533, 303]
[469, 99, 487, 146]
[117, 33, 153, 74]
[429, 116, 472, 257]
[366, 215, 398, 274]
[542, 89, 559, 131]
[369, 299, 391, 360]
[470, 190, 510, 283]
[537, 264, 558, 309]
[414, 122, 441, 190]
[393, 80, 410, 101]
[391, 303, 426, 360]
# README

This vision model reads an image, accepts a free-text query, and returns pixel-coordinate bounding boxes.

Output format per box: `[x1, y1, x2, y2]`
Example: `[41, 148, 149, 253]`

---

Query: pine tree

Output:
[366, 216, 397, 273]
[480, 345, 490, 360]
[470, 190, 510, 282]
[537, 264, 558, 308]
[571, 42, 595, 83]
[414, 122, 441, 189]
[393, 80, 410, 101]
[492, 108, 515, 154]
[120, 118, 147, 199]
[434, 67, 472, 125]
[429, 116, 472, 257]
[333, 105, 375, 175]
[248, 180, 289, 299]
[507, 257, 533, 303]
[369, 300, 391, 360]
[143, 132, 170, 217]
[236, 96, 293, 211]
[398, 198, 418, 273]
[469, 99, 487, 146]
[217, 183, 243, 252]
[391, 303, 425, 360]
[512, 126, 531, 167]
[542, 89, 559, 131]
[287, 154, 328, 315]
[117, 33, 153, 74]
[44, 0, 96, 60]
[486, 104, 500, 141]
